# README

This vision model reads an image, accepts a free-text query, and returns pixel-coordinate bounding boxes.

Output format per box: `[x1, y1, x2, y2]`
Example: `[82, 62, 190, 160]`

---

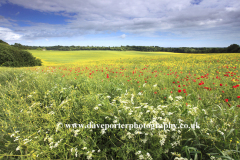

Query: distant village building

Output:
[42, 49, 46, 51]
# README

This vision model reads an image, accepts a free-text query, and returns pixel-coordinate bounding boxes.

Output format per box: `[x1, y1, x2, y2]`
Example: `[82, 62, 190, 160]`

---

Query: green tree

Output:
[227, 44, 240, 53]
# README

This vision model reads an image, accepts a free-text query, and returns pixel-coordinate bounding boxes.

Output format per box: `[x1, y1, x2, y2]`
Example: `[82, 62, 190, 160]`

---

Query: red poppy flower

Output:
[237, 96, 240, 98]
[107, 74, 109, 78]
[154, 92, 157, 94]
[178, 90, 181, 93]
[220, 84, 222, 86]
[225, 99, 228, 102]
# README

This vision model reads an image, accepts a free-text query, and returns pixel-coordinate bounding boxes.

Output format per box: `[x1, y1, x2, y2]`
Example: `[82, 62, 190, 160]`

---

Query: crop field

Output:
[0, 52, 240, 159]
[28, 50, 181, 66]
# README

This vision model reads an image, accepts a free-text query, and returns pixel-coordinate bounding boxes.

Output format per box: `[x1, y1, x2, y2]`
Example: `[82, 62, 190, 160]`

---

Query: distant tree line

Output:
[10, 43, 240, 53]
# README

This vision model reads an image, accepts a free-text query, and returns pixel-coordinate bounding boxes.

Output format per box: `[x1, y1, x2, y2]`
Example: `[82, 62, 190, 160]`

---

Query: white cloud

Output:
[0, 27, 22, 40]
[0, 27, 22, 41]
[120, 34, 126, 39]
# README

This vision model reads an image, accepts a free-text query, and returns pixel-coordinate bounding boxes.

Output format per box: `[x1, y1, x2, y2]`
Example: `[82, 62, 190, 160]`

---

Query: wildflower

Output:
[168, 95, 173, 101]
[135, 130, 142, 134]
[237, 96, 240, 98]
[135, 151, 141, 155]
[16, 146, 21, 151]
[225, 99, 228, 102]
[178, 90, 181, 93]
[139, 155, 144, 159]
[98, 149, 101, 152]
[107, 74, 109, 78]
[175, 96, 183, 100]
[98, 104, 102, 106]
[82, 147, 87, 150]
[153, 84, 157, 87]
[106, 96, 111, 99]
[74, 130, 80, 137]
[56, 122, 63, 132]
[48, 111, 55, 115]
[75, 152, 78, 157]
[94, 106, 98, 110]
[101, 129, 106, 135]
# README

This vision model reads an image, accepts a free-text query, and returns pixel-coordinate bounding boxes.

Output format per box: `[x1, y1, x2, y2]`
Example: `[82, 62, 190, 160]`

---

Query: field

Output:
[0, 51, 240, 160]
[28, 50, 181, 66]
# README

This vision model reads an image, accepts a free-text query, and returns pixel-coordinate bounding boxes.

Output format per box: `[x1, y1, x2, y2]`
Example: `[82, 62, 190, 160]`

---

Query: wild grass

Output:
[0, 53, 240, 159]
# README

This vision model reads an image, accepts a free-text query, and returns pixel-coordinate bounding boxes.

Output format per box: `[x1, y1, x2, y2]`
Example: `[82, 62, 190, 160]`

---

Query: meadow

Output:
[0, 50, 240, 160]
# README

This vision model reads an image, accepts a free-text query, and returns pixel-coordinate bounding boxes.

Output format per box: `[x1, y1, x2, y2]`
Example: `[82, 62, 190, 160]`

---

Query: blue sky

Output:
[0, 0, 240, 47]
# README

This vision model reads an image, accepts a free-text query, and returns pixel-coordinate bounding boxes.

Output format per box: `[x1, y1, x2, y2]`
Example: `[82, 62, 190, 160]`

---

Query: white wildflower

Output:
[56, 122, 63, 132]
[168, 95, 173, 101]
[101, 129, 106, 135]
[153, 84, 157, 87]
[94, 106, 98, 110]
[135, 151, 141, 155]
[48, 111, 55, 115]
[74, 130, 80, 137]
[135, 130, 142, 135]
[16, 146, 21, 151]
[139, 155, 144, 159]
[175, 96, 183, 100]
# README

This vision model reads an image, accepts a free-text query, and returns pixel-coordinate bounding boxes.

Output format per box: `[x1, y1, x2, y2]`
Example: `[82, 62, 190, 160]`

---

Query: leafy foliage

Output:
[0, 40, 42, 67]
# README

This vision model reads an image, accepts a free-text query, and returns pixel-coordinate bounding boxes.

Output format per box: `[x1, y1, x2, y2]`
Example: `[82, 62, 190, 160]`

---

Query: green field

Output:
[28, 50, 181, 65]
[1, 52, 240, 159]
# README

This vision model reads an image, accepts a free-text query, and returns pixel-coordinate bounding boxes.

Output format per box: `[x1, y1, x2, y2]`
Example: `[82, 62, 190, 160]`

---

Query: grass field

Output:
[0, 51, 240, 159]
[28, 50, 182, 66]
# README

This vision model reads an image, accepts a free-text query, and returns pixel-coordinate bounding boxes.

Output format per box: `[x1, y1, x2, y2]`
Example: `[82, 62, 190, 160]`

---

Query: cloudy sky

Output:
[0, 0, 240, 47]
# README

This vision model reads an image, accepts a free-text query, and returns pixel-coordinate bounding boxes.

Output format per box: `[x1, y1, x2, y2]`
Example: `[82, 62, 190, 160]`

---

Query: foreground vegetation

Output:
[0, 53, 240, 159]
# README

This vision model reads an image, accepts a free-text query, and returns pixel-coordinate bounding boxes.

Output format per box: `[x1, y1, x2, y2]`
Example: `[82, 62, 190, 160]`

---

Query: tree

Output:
[227, 44, 240, 53]
[0, 42, 42, 67]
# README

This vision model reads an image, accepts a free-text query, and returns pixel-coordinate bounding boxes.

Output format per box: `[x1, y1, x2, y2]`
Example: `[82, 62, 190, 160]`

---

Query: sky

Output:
[0, 0, 240, 47]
